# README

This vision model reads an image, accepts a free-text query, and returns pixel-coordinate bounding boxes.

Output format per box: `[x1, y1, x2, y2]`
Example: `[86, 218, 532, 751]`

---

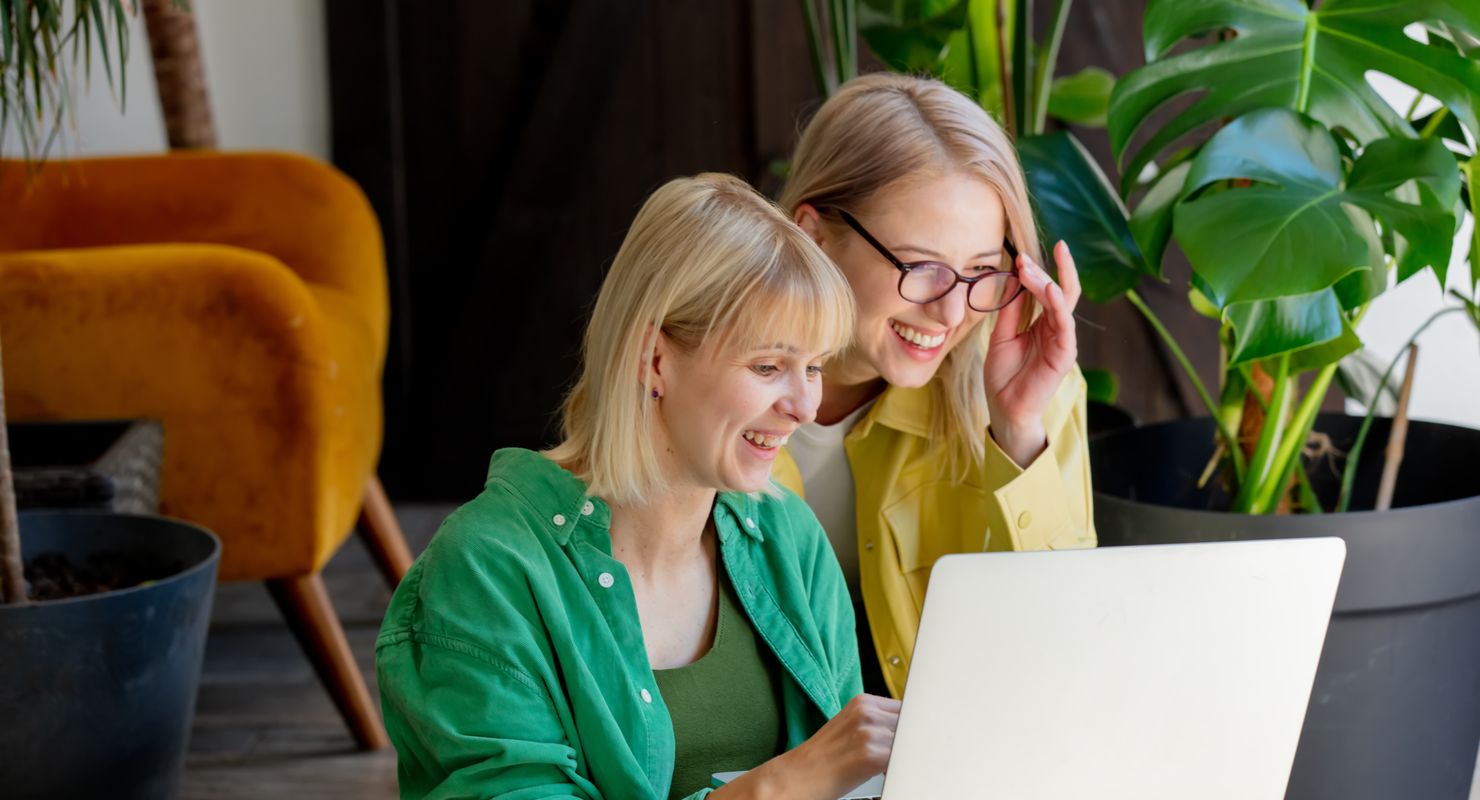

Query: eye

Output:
[750, 364, 779, 376]
[806, 365, 825, 378]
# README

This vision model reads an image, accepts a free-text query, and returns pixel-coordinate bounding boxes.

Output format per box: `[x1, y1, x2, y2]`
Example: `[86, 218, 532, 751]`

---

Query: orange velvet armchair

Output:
[0, 151, 412, 750]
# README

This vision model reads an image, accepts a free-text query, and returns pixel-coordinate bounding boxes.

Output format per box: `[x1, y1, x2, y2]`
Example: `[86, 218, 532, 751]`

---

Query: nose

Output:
[924, 281, 969, 328]
[774, 369, 817, 426]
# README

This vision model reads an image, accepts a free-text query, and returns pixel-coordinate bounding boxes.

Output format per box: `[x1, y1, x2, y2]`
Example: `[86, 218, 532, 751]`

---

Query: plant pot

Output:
[1086, 400, 1138, 440]
[1091, 413, 1480, 800]
[0, 511, 220, 800]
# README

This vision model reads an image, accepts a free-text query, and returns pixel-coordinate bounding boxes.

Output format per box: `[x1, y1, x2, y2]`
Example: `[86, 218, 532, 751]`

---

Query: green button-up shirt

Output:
[377, 449, 863, 799]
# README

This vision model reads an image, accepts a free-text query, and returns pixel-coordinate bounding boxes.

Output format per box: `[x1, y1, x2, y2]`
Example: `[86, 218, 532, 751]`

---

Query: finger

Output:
[1007, 252, 1055, 330]
[1045, 283, 1079, 371]
[1054, 240, 1082, 308]
[991, 256, 1029, 345]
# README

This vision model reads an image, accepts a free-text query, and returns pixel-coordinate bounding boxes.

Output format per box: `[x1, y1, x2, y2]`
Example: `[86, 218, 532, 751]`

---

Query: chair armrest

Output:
[0, 152, 387, 351]
[0, 243, 332, 420]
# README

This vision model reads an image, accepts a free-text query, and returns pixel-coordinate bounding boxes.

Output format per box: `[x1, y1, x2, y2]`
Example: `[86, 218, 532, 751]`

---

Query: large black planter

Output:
[1092, 414, 1480, 800]
[0, 512, 220, 800]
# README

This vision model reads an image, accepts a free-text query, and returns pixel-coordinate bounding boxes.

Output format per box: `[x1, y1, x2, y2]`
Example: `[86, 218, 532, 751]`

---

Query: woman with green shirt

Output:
[377, 174, 899, 799]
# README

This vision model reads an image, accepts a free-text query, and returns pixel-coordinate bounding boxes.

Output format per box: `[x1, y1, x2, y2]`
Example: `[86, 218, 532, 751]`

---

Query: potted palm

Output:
[0, 2, 221, 797]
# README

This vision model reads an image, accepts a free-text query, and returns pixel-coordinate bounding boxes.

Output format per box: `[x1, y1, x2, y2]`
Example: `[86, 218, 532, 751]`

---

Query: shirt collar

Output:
[485, 448, 765, 546]
[849, 383, 932, 440]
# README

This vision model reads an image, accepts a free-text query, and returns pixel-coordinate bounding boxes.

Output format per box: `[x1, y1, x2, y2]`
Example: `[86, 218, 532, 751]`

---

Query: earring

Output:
[651, 389, 660, 399]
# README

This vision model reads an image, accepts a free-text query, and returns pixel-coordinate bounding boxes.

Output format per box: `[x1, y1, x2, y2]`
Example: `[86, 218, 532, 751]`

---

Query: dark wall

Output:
[328, 0, 1214, 501]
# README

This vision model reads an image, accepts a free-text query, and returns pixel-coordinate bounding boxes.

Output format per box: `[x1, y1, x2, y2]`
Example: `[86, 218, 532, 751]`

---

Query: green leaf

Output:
[1047, 66, 1114, 127]
[1225, 288, 1360, 369]
[1175, 108, 1458, 308]
[1018, 131, 1152, 303]
[1128, 160, 1190, 276]
[859, 0, 970, 74]
[1083, 367, 1120, 404]
[1109, 0, 1480, 193]
[1189, 285, 1221, 319]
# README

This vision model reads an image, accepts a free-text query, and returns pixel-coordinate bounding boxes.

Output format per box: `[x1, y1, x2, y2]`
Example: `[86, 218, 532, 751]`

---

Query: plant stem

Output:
[799, 0, 834, 98]
[0, 336, 25, 605]
[1251, 361, 1337, 514]
[1375, 344, 1418, 511]
[1295, 11, 1318, 113]
[1127, 289, 1246, 480]
[1236, 353, 1291, 512]
[995, 0, 1016, 136]
[1336, 307, 1464, 512]
[1419, 106, 1450, 139]
[1030, 0, 1072, 136]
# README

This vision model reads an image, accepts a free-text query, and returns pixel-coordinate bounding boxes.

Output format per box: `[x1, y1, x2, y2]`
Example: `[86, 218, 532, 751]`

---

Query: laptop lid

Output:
[881, 538, 1345, 800]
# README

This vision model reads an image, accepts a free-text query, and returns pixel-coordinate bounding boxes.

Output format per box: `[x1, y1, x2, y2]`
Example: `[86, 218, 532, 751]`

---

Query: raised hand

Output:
[984, 240, 1081, 468]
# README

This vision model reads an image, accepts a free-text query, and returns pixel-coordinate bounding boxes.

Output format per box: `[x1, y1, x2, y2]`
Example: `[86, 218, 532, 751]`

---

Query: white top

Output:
[785, 399, 876, 593]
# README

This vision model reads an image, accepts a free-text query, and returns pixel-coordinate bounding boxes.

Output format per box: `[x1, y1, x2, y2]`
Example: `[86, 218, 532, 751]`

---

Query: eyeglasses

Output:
[827, 207, 1025, 313]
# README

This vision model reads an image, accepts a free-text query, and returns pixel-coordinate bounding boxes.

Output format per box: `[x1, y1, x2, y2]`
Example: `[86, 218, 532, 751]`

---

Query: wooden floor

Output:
[180, 503, 454, 799]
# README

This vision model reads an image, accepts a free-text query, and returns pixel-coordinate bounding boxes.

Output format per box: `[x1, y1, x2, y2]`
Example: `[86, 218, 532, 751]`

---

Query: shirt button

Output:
[745, 517, 756, 529]
[1017, 511, 1032, 528]
[552, 514, 566, 527]
[888, 655, 902, 667]
[864, 540, 875, 551]
[597, 572, 615, 589]
[581, 501, 595, 516]
[640, 688, 653, 704]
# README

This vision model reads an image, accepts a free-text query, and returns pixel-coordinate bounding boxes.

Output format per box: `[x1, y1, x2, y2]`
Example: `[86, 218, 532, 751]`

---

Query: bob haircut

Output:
[779, 72, 1042, 479]
[548, 173, 856, 505]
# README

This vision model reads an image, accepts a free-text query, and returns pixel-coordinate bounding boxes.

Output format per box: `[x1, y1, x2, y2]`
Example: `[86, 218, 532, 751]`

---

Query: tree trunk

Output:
[0, 336, 26, 605]
[142, 0, 217, 149]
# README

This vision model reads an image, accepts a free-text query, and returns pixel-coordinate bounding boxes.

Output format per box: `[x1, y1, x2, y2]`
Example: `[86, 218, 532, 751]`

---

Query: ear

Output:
[793, 203, 829, 248]
[637, 325, 671, 397]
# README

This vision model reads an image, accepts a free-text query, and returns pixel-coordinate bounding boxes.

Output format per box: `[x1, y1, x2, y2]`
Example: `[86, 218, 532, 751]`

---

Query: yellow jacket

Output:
[772, 365, 1096, 697]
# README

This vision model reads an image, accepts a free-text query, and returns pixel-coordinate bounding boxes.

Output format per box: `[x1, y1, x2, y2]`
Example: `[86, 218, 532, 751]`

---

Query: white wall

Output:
[1, 0, 329, 160]
[1353, 73, 1480, 431]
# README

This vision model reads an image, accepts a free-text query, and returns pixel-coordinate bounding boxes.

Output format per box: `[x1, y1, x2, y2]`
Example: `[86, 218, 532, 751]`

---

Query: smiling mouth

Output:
[890, 320, 946, 350]
[741, 430, 790, 449]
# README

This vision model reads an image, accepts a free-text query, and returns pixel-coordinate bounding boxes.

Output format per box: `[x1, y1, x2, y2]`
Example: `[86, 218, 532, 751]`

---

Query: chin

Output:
[879, 359, 941, 388]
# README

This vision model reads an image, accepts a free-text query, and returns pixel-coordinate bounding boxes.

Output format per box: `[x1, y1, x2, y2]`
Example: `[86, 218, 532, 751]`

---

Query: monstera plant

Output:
[1031, 0, 1480, 514]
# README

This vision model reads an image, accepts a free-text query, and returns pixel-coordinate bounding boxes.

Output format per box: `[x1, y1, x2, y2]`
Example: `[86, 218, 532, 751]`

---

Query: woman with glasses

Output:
[776, 73, 1096, 698]
[378, 174, 902, 799]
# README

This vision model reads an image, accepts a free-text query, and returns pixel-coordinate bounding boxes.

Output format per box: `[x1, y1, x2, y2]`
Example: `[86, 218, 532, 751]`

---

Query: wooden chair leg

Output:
[266, 573, 390, 751]
[358, 474, 413, 590]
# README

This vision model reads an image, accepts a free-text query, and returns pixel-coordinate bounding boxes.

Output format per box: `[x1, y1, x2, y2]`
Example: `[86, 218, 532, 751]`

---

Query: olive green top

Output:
[654, 570, 786, 799]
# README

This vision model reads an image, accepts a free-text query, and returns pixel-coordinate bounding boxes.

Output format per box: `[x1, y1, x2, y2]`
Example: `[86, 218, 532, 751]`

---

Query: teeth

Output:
[742, 430, 790, 448]
[891, 321, 945, 348]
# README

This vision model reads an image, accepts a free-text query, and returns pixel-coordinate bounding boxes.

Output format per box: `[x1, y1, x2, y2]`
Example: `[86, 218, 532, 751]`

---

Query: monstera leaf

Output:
[1108, 0, 1480, 193]
[1018, 131, 1153, 303]
[1175, 109, 1460, 310]
[1171, 108, 1460, 366]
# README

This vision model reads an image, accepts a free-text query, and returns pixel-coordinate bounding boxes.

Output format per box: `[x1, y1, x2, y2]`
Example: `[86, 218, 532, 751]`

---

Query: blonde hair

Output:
[779, 72, 1041, 477]
[548, 173, 855, 505]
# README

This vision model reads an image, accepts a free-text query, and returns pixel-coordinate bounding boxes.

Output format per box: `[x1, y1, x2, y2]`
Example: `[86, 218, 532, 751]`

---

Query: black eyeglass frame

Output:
[825, 207, 1026, 313]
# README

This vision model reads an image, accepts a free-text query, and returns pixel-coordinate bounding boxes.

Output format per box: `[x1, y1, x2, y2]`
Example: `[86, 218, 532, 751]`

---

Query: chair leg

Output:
[358, 474, 413, 590]
[266, 573, 390, 751]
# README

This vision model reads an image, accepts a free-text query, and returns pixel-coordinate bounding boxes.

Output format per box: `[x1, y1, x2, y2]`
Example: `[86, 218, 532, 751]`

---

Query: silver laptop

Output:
[718, 537, 1345, 799]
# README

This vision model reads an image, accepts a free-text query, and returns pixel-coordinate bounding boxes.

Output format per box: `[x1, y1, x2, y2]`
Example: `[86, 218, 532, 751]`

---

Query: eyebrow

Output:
[891, 243, 1005, 262]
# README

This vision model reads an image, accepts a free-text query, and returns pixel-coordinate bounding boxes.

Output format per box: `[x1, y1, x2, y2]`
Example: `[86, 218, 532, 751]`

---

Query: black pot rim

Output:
[10, 510, 221, 609]
[1094, 414, 1480, 515]
[1092, 488, 1480, 518]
